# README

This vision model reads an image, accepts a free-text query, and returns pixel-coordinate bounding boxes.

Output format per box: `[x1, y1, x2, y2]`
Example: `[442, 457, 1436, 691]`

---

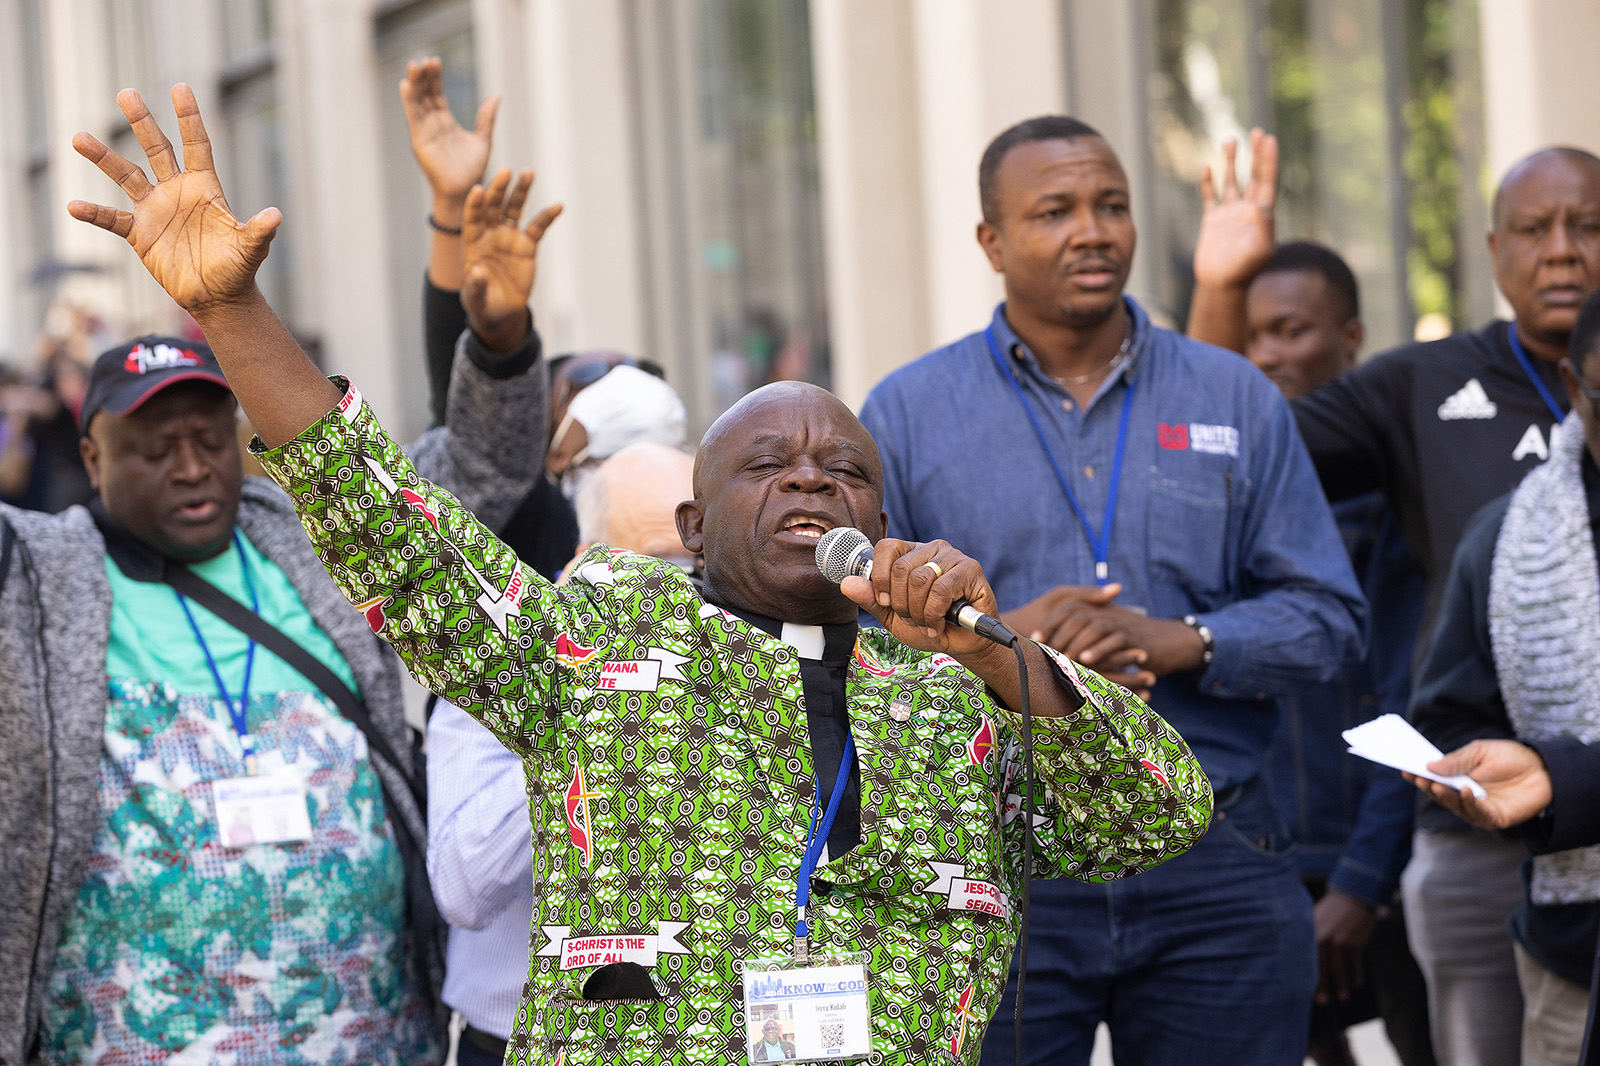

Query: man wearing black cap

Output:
[0, 165, 554, 1063]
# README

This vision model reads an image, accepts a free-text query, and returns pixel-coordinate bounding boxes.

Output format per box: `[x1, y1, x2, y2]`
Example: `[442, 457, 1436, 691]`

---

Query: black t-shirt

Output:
[1294, 320, 1567, 639]
[723, 606, 861, 863]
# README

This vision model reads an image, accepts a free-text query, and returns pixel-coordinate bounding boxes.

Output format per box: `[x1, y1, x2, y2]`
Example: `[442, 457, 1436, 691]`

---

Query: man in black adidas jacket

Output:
[1189, 144, 1600, 1066]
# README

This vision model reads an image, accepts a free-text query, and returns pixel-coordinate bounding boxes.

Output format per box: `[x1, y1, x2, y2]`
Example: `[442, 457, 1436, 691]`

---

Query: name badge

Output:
[742, 955, 872, 1062]
[212, 770, 313, 848]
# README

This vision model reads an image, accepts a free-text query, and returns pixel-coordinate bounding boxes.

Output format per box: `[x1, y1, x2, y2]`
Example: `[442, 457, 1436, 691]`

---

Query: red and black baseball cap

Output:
[79, 336, 233, 434]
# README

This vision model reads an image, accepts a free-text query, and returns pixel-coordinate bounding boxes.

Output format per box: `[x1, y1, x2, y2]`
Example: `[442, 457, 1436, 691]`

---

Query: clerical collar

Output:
[716, 602, 857, 662]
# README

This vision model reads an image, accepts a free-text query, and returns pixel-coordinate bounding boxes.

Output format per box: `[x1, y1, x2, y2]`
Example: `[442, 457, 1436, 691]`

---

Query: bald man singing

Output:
[67, 86, 1210, 1065]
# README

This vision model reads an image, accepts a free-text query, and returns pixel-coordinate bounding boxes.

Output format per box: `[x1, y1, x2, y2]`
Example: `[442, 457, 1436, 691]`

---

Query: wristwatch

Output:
[1182, 614, 1215, 668]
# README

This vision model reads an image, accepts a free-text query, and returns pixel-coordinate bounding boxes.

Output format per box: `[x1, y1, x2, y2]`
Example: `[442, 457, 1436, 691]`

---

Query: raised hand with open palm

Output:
[1193, 127, 1280, 292]
[1185, 127, 1281, 353]
[459, 168, 564, 352]
[401, 57, 499, 204]
[68, 85, 281, 315]
[67, 84, 339, 447]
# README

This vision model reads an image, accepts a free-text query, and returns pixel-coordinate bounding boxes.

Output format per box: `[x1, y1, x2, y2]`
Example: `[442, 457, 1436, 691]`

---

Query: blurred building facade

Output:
[0, 0, 1596, 439]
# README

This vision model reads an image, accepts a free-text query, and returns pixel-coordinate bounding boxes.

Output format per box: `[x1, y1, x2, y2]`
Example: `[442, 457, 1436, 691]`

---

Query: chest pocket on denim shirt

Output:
[1146, 467, 1238, 609]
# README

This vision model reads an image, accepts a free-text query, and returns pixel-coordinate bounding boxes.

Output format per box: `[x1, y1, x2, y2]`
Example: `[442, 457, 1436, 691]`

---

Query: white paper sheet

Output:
[1341, 713, 1488, 799]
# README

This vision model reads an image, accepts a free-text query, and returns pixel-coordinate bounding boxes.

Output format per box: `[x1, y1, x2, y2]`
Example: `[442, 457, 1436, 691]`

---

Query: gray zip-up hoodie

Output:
[0, 332, 545, 1064]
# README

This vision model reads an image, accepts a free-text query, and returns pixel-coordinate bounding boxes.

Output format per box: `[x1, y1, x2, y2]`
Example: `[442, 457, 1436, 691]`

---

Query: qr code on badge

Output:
[818, 1019, 845, 1050]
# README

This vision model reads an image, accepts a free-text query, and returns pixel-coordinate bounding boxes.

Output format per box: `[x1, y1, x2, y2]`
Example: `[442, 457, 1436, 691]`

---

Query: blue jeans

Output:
[980, 778, 1316, 1066]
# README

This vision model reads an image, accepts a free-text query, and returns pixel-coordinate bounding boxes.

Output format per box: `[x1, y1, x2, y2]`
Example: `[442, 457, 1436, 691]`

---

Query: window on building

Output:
[219, 83, 292, 324]
[627, 0, 829, 428]
[214, 1, 296, 334]
[221, 0, 275, 66]
[102, 0, 155, 92]
[375, 0, 476, 435]
[1138, 0, 1491, 350]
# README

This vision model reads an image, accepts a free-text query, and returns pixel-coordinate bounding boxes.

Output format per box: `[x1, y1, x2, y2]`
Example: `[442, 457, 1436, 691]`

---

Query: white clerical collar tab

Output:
[779, 622, 826, 660]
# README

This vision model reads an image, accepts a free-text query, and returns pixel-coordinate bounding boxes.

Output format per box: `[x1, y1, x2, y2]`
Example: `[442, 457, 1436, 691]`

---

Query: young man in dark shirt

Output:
[1243, 242, 1434, 1066]
[1191, 143, 1600, 1066]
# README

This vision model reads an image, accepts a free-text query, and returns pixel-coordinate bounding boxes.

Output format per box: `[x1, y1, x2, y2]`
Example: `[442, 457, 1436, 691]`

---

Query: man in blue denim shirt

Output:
[860, 117, 1365, 1066]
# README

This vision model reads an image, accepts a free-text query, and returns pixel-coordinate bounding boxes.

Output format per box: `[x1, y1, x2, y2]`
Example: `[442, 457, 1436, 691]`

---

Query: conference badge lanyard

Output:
[984, 325, 1134, 586]
[176, 530, 312, 849]
[740, 734, 872, 1062]
[1507, 324, 1568, 424]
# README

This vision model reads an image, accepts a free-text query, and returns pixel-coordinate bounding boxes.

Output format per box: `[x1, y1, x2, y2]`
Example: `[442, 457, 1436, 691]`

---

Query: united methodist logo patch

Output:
[853, 641, 894, 678]
[556, 633, 600, 669]
[951, 982, 979, 1056]
[967, 716, 996, 768]
[123, 342, 200, 374]
[400, 488, 439, 529]
[355, 595, 388, 634]
[565, 761, 599, 865]
[1140, 758, 1172, 791]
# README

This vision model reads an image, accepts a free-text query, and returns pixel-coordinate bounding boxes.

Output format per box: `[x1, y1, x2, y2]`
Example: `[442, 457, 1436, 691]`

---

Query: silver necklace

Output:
[1051, 327, 1132, 388]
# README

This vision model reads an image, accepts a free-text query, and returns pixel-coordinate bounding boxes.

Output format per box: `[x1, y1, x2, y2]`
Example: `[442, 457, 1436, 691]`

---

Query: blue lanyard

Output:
[1507, 324, 1567, 424]
[174, 529, 262, 774]
[794, 734, 856, 945]
[984, 325, 1134, 586]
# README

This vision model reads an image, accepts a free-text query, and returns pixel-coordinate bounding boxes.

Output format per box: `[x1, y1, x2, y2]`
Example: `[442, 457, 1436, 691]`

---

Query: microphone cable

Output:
[1007, 633, 1033, 1066]
[813, 526, 1036, 1063]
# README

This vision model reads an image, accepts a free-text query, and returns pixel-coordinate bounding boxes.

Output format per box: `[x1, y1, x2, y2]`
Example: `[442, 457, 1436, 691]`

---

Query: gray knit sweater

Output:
[0, 334, 545, 1064]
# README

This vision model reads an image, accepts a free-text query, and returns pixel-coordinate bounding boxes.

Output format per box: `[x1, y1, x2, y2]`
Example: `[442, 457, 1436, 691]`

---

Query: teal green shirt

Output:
[103, 530, 357, 707]
[41, 530, 438, 1066]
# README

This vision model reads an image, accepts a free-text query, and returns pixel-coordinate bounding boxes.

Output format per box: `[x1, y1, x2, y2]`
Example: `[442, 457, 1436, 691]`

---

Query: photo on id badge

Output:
[742, 956, 871, 1062]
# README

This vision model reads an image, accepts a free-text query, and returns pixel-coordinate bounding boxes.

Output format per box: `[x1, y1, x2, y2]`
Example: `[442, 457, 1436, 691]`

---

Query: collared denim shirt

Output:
[1263, 493, 1424, 904]
[860, 298, 1366, 791]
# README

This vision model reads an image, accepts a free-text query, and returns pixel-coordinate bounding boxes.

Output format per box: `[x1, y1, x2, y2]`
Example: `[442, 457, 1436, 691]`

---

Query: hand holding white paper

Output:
[1342, 714, 1488, 799]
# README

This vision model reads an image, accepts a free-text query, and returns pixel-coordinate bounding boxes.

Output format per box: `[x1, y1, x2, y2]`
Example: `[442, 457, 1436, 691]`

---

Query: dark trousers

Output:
[979, 778, 1315, 1066]
[456, 1025, 509, 1066]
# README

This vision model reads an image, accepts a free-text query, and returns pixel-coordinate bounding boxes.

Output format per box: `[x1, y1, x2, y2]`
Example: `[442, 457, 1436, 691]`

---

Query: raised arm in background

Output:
[402, 56, 499, 294]
[68, 85, 559, 448]
[401, 56, 497, 423]
[1185, 128, 1279, 354]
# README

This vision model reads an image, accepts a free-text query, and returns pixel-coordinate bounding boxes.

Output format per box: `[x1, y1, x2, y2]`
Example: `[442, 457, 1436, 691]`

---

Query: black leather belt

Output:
[463, 1025, 509, 1058]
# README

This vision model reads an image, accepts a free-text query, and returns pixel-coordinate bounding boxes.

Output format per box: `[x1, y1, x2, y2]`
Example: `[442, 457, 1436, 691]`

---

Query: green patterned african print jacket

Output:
[255, 382, 1211, 1066]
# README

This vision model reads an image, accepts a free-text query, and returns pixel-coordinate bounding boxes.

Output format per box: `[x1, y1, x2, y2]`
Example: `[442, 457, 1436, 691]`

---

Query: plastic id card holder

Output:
[212, 771, 313, 848]
[741, 952, 872, 1062]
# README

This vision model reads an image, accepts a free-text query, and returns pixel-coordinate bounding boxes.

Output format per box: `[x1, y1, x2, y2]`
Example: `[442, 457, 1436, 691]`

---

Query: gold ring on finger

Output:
[917, 561, 944, 579]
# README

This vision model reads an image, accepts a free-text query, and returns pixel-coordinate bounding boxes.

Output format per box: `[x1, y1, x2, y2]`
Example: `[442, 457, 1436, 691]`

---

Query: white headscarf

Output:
[554, 364, 688, 501]
[558, 365, 687, 464]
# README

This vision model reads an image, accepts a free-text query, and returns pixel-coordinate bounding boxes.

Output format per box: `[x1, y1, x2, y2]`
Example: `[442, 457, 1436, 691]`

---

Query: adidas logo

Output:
[1437, 379, 1498, 420]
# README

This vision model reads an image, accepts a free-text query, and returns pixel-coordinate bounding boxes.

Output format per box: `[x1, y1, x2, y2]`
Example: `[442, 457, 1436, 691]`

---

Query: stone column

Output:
[279, 0, 403, 425]
[811, 0, 1070, 407]
[1480, 0, 1600, 182]
[809, 0, 929, 409]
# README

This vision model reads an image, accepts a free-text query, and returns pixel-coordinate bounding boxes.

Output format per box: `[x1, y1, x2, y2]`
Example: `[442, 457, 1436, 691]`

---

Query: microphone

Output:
[815, 527, 1017, 647]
